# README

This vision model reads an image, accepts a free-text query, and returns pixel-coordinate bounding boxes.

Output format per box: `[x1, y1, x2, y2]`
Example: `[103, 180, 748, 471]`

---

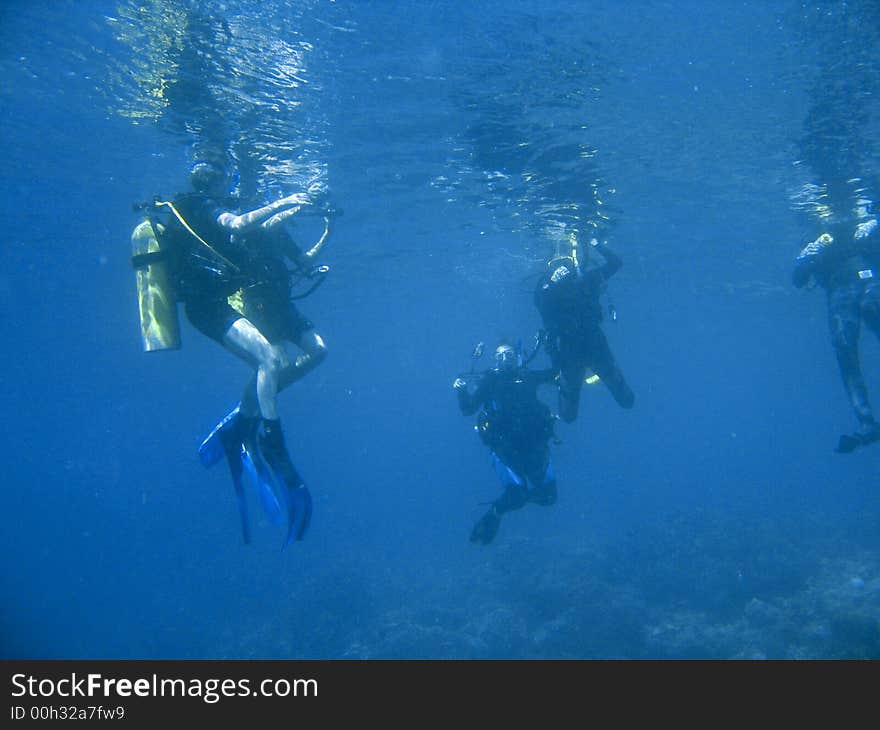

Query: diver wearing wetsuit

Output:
[454, 344, 558, 545]
[534, 239, 634, 423]
[793, 217, 880, 452]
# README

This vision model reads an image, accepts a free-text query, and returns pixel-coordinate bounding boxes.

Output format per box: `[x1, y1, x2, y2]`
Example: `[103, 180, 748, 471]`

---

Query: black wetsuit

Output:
[533, 245, 634, 423]
[166, 193, 251, 342]
[793, 224, 880, 433]
[457, 366, 558, 513]
[230, 224, 314, 345]
[165, 194, 311, 344]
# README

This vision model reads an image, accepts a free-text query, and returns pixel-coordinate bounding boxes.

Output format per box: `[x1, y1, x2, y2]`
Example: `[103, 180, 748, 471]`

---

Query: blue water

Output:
[1, 0, 879, 660]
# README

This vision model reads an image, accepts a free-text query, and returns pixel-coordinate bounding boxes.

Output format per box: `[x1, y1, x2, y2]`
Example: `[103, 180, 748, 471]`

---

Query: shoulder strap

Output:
[155, 200, 240, 273]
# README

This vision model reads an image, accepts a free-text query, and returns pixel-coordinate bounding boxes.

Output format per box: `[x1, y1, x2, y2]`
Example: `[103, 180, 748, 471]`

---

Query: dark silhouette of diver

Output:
[793, 214, 880, 453]
[533, 236, 634, 423]
[454, 342, 559, 545]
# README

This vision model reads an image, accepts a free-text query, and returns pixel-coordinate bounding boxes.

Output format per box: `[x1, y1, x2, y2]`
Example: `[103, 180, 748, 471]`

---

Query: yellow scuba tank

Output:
[131, 218, 181, 352]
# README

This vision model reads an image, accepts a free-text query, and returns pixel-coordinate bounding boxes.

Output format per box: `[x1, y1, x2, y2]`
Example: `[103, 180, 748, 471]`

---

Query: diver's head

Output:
[189, 160, 230, 195]
[494, 344, 519, 372]
[547, 253, 575, 268]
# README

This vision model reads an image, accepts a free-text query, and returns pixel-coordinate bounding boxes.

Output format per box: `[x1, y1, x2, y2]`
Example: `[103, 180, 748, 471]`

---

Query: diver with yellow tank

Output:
[130, 154, 333, 547]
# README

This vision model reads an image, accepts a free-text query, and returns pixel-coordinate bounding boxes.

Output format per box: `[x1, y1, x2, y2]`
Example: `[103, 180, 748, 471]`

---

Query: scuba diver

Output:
[533, 235, 634, 423]
[131, 154, 331, 546]
[453, 341, 559, 545]
[792, 212, 880, 453]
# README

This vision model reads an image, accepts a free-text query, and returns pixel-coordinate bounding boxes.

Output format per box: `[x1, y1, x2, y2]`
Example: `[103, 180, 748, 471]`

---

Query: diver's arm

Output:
[792, 237, 827, 288]
[533, 276, 555, 324]
[261, 204, 303, 230]
[302, 216, 331, 260]
[855, 218, 878, 241]
[218, 192, 311, 232]
[259, 179, 329, 232]
[454, 379, 478, 416]
[792, 255, 817, 288]
[593, 242, 622, 279]
[533, 282, 545, 316]
[857, 220, 880, 269]
[454, 373, 490, 416]
[268, 217, 330, 273]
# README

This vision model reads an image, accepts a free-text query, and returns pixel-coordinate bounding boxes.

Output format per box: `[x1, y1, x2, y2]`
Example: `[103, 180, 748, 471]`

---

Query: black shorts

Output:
[184, 297, 244, 344]
[184, 288, 313, 345]
[239, 286, 314, 344]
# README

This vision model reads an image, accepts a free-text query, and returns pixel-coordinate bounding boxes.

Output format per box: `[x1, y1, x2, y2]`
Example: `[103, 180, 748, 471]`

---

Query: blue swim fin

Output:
[198, 404, 242, 469]
[284, 483, 313, 548]
[199, 406, 312, 546]
[835, 426, 880, 454]
[241, 437, 287, 528]
[271, 454, 312, 548]
[198, 404, 251, 544]
[257, 425, 313, 549]
[229, 443, 251, 545]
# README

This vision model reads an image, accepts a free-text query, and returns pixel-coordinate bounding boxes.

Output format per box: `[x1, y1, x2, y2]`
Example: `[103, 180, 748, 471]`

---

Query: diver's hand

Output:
[277, 191, 310, 208]
[798, 243, 821, 259]
[550, 264, 571, 283]
[307, 180, 327, 199]
[798, 233, 832, 258]
[855, 219, 878, 240]
[452, 377, 467, 390]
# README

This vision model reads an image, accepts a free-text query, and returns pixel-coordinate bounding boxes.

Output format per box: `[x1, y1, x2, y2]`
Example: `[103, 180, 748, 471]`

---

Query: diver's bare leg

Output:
[222, 318, 289, 421]
[278, 329, 328, 390]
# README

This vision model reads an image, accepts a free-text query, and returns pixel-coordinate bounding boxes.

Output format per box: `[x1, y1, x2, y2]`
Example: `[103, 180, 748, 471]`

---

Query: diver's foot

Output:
[470, 507, 501, 545]
[259, 431, 304, 487]
[835, 420, 880, 454]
